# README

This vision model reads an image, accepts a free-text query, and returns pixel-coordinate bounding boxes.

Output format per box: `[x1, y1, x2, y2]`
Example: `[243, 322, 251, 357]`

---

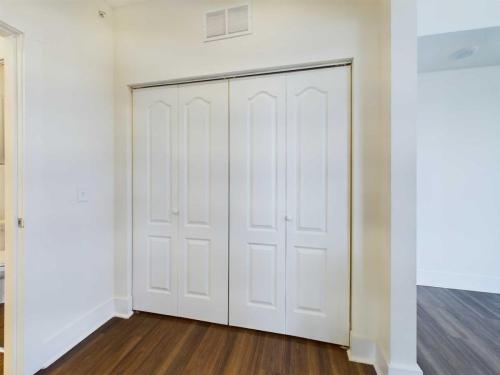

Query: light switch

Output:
[77, 187, 89, 203]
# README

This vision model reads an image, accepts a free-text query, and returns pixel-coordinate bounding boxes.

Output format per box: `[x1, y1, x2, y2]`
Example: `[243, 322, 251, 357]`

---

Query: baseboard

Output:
[348, 333, 388, 374]
[387, 363, 423, 375]
[418, 269, 500, 294]
[114, 296, 133, 318]
[348, 333, 421, 375]
[374, 343, 389, 375]
[41, 298, 115, 370]
[347, 334, 377, 365]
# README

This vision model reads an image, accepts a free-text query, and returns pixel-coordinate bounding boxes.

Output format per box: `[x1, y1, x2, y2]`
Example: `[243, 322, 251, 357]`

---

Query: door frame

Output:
[0, 20, 25, 374]
[127, 58, 353, 340]
[130, 59, 352, 89]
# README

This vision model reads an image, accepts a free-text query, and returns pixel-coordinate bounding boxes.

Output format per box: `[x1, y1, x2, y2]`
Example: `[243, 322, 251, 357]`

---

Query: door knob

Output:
[172, 209, 179, 215]
[285, 216, 293, 222]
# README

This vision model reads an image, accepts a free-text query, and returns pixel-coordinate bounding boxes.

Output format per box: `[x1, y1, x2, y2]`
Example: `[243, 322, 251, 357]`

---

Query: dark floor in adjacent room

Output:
[0, 303, 3, 348]
[417, 286, 500, 375]
[38, 312, 375, 375]
[0, 304, 3, 373]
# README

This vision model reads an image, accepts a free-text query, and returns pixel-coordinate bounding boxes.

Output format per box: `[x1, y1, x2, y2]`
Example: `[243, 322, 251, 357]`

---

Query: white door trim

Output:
[0, 19, 25, 375]
[129, 59, 352, 89]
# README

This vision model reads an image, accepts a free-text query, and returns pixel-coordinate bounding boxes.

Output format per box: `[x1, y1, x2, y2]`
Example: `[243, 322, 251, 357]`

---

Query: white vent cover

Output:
[205, 4, 251, 41]
[228, 5, 249, 34]
[206, 10, 226, 38]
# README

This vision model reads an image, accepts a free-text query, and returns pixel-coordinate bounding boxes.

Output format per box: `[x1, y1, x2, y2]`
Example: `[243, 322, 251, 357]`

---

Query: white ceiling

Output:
[417, 0, 500, 36]
[418, 26, 500, 73]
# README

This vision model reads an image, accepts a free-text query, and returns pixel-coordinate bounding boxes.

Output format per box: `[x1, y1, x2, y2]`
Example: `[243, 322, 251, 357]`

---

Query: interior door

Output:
[177, 81, 229, 324]
[285, 66, 351, 345]
[133, 86, 179, 315]
[229, 75, 287, 333]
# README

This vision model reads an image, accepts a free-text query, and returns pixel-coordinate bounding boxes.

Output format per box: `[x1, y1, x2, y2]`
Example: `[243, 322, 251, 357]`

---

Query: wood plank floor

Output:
[0, 304, 4, 374]
[38, 312, 375, 375]
[0, 303, 4, 348]
[13, 286, 498, 374]
[417, 286, 500, 375]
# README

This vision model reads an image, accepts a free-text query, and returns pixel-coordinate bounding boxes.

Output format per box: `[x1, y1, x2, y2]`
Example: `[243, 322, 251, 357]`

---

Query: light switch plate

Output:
[77, 187, 89, 203]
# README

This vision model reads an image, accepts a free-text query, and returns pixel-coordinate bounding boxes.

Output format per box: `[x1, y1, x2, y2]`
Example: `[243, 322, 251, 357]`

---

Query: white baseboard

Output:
[375, 343, 389, 375]
[387, 363, 423, 375]
[41, 298, 115, 370]
[418, 269, 500, 294]
[39, 296, 134, 372]
[348, 333, 388, 374]
[348, 334, 377, 365]
[114, 296, 133, 318]
[348, 333, 421, 375]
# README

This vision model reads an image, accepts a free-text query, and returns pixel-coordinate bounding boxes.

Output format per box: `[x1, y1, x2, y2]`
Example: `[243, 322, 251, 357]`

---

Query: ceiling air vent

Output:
[205, 4, 251, 42]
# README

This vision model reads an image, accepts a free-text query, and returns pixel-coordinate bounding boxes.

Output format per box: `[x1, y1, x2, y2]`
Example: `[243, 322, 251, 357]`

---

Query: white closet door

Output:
[229, 75, 287, 333]
[177, 81, 229, 324]
[133, 86, 179, 315]
[285, 67, 350, 345]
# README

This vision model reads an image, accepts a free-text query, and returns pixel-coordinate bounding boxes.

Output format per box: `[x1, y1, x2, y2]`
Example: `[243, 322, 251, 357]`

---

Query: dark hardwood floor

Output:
[418, 286, 500, 375]
[23, 286, 500, 374]
[0, 304, 4, 374]
[38, 312, 375, 375]
[0, 303, 3, 348]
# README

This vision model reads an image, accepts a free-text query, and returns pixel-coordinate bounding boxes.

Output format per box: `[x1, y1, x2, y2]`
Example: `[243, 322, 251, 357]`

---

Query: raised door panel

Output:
[185, 98, 211, 226]
[229, 75, 286, 334]
[296, 88, 328, 233]
[133, 86, 179, 315]
[178, 81, 229, 324]
[286, 67, 351, 345]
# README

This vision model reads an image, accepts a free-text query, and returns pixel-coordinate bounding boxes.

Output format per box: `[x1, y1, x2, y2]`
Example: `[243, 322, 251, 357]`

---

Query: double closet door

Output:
[229, 67, 350, 345]
[133, 66, 350, 345]
[132, 81, 229, 325]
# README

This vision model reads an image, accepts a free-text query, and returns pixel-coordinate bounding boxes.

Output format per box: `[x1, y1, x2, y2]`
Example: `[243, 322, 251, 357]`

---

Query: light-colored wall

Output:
[0, 1, 115, 373]
[0, 1, 422, 374]
[387, 1, 421, 374]
[417, 65, 500, 294]
[113, 0, 391, 360]
[417, 0, 500, 36]
[0, 37, 4, 262]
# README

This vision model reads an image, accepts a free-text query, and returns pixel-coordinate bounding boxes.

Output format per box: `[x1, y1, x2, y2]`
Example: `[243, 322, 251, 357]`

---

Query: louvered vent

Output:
[206, 10, 226, 38]
[228, 5, 249, 34]
[205, 4, 251, 41]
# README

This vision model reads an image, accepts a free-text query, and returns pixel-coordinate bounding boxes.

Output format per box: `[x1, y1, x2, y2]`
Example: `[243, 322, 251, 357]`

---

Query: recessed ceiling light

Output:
[450, 46, 479, 60]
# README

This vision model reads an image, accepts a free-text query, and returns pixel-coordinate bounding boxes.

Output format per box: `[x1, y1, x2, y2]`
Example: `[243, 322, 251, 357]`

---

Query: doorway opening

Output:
[416, 7, 500, 374]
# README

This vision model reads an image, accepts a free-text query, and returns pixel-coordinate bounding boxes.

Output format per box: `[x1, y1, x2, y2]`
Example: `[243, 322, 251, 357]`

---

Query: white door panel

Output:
[133, 67, 350, 343]
[178, 81, 229, 324]
[133, 86, 179, 315]
[286, 67, 351, 345]
[229, 75, 287, 334]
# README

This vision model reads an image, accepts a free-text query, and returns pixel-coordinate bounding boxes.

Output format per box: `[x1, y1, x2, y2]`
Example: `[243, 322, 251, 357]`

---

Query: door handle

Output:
[285, 216, 293, 222]
[172, 209, 179, 215]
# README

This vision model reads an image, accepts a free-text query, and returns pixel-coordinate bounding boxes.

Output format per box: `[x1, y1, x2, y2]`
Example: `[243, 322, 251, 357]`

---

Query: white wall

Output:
[0, 38, 4, 262]
[418, 0, 500, 36]
[0, 1, 422, 374]
[417, 65, 500, 294]
[113, 0, 394, 369]
[387, 1, 421, 374]
[0, 1, 115, 373]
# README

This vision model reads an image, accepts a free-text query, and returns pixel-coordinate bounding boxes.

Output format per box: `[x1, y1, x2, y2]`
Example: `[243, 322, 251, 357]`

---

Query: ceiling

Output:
[418, 26, 500, 73]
